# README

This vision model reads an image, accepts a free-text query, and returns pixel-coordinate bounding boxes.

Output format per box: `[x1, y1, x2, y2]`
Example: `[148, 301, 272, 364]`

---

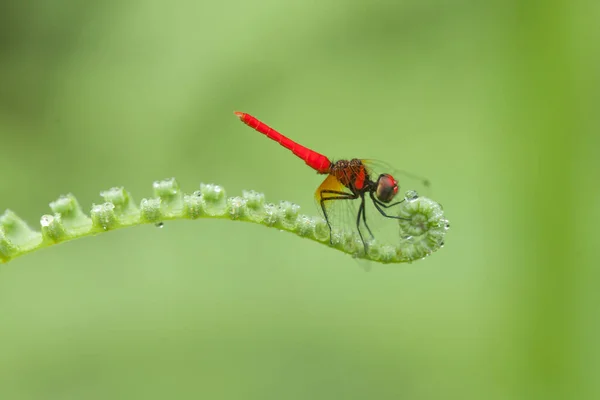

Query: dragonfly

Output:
[234, 111, 423, 252]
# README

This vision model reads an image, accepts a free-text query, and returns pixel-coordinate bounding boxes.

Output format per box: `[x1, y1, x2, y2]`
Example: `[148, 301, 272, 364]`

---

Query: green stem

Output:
[0, 178, 449, 264]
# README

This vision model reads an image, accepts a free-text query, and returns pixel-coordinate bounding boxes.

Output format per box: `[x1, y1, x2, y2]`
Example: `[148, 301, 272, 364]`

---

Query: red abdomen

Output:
[235, 112, 331, 174]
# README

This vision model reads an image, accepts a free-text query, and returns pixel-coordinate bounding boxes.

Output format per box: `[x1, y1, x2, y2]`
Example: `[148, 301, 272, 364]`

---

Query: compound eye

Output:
[376, 174, 398, 203]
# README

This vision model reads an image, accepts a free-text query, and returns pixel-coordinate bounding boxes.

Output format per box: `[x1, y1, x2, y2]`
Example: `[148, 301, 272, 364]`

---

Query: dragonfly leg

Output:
[369, 192, 411, 221]
[376, 198, 406, 209]
[355, 197, 371, 254]
[319, 190, 358, 245]
[359, 194, 375, 239]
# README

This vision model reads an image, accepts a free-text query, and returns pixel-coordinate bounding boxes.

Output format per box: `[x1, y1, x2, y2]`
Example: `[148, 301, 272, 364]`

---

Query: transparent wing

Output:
[313, 174, 367, 252]
[313, 174, 358, 229]
[361, 159, 432, 198]
[362, 159, 433, 249]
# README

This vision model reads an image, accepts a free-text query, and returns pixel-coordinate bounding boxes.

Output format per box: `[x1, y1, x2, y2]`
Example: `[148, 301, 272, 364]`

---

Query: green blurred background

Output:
[0, 0, 597, 399]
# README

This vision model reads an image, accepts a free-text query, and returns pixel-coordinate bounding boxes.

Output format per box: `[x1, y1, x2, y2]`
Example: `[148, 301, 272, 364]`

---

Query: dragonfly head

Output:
[375, 174, 399, 203]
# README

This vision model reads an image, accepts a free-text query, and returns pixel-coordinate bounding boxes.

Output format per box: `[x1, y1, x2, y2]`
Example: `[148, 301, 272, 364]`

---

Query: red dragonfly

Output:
[234, 111, 419, 252]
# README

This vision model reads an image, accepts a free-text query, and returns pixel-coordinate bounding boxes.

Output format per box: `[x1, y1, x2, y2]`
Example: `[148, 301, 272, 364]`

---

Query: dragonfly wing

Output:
[314, 174, 367, 249]
[314, 174, 347, 201]
[314, 174, 356, 221]
[361, 159, 432, 198]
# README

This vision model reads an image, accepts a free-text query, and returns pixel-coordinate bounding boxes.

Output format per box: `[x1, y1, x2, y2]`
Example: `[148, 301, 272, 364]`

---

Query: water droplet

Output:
[404, 190, 419, 201]
[40, 215, 54, 227]
[155, 222, 164, 228]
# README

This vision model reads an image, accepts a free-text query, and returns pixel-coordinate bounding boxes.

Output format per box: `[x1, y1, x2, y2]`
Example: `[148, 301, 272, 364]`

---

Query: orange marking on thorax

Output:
[354, 166, 366, 190]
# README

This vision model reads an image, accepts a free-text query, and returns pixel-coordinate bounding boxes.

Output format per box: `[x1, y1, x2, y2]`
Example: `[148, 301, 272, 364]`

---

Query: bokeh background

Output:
[0, 0, 597, 399]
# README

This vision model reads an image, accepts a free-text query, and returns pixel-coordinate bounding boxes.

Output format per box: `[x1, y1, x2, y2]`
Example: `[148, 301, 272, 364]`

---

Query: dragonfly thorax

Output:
[329, 159, 371, 191]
